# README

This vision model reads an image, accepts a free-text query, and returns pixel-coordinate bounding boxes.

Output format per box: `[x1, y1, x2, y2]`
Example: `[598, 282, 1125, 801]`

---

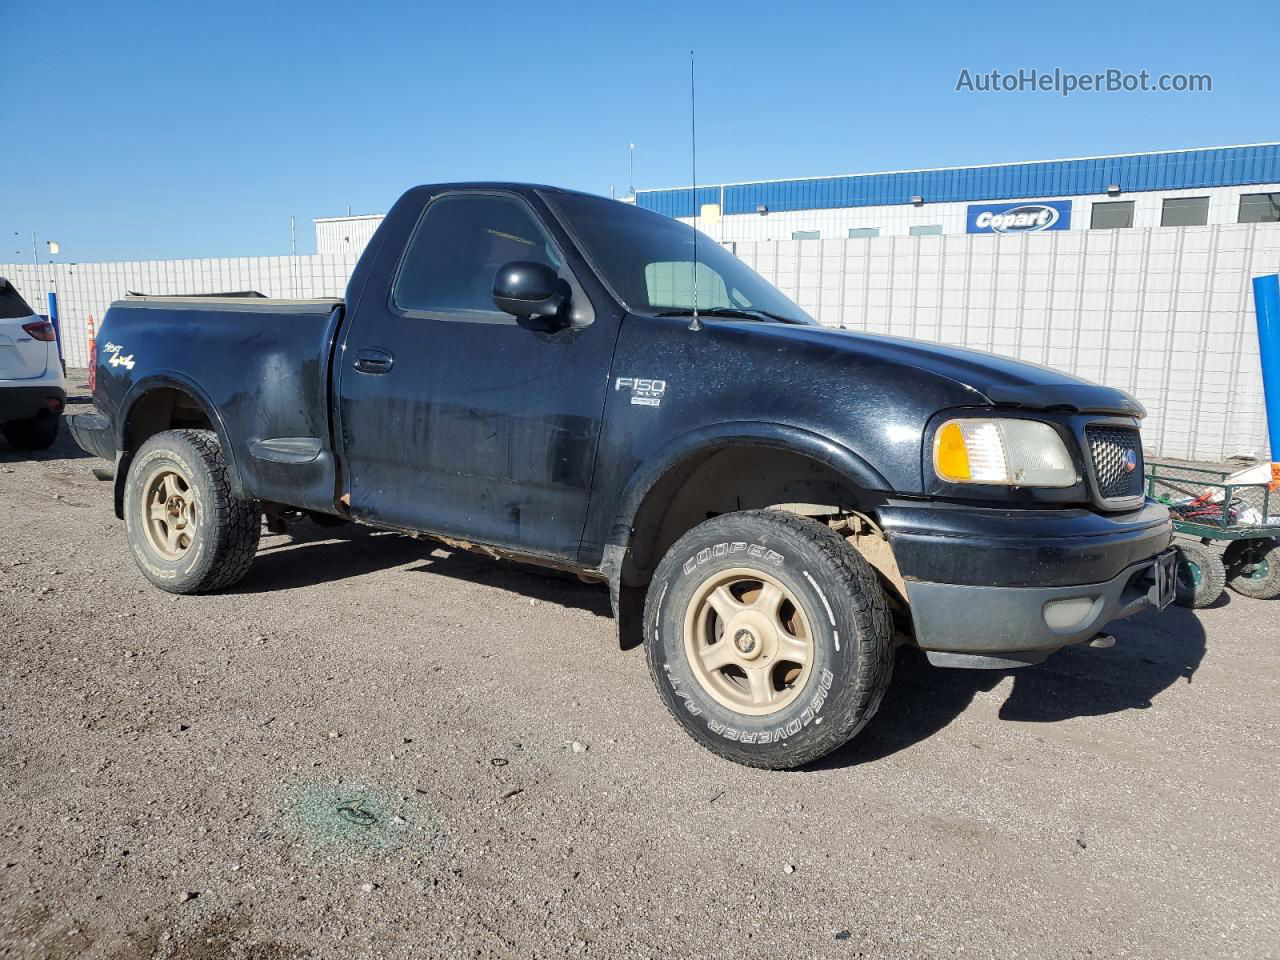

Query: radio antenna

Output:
[688, 49, 702, 332]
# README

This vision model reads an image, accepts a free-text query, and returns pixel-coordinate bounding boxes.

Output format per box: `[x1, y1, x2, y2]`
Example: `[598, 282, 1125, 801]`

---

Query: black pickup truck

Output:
[71, 183, 1176, 769]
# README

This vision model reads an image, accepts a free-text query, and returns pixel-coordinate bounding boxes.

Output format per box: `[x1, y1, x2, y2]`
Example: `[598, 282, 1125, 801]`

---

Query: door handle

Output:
[353, 348, 394, 375]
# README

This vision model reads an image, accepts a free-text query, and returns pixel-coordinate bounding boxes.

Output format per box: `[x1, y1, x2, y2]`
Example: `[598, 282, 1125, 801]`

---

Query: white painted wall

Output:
[4, 221, 1278, 462]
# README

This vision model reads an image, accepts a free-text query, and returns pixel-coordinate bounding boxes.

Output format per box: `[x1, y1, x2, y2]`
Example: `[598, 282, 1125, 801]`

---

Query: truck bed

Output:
[92, 294, 347, 515]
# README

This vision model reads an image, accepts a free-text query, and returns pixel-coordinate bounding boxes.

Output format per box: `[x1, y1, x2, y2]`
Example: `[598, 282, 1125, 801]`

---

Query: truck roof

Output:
[403, 182, 610, 201]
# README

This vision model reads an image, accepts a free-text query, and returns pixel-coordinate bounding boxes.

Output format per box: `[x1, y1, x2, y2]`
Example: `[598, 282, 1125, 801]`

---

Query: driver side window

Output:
[394, 194, 562, 320]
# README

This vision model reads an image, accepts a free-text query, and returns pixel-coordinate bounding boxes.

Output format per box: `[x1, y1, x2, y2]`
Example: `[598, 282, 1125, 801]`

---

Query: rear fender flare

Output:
[114, 373, 244, 515]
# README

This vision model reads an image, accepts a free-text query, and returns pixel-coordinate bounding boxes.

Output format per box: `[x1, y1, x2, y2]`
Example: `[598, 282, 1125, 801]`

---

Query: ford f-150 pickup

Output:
[70, 183, 1176, 769]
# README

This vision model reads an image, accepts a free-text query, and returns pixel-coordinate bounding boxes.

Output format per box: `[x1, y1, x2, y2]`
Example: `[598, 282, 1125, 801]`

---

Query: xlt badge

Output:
[616, 377, 666, 408]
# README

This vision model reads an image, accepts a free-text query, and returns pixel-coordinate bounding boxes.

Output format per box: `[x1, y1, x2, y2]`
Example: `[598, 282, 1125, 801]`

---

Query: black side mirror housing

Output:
[492, 261, 570, 331]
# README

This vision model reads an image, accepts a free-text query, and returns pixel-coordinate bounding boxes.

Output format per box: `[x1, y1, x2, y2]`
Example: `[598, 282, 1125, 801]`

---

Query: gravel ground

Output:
[2, 380, 1277, 959]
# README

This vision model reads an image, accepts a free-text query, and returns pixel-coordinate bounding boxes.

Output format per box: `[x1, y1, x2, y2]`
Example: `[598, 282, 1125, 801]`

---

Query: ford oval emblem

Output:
[1123, 449, 1138, 473]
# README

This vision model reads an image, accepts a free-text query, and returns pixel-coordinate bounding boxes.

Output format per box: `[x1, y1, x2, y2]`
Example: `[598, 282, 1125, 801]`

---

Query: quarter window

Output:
[1161, 196, 1209, 227]
[394, 194, 562, 319]
[1091, 201, 1134, 230]
[1238, 193, 1280, 223]
[643, 262, 734, 310]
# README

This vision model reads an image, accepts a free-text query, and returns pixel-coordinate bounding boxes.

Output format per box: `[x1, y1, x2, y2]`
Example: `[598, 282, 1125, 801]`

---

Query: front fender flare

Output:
[601, 420, 889, 579]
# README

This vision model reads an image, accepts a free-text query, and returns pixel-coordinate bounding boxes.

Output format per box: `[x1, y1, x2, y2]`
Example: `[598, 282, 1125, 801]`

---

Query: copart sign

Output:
[966, 199, 1072, 234]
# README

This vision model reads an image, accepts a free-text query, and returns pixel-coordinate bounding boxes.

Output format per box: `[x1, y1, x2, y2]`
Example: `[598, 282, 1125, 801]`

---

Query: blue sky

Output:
[3, 0, 1275, 261]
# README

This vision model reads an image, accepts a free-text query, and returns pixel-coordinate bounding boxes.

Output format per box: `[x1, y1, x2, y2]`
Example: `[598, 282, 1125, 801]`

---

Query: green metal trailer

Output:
[1145, 460, 1280, 607]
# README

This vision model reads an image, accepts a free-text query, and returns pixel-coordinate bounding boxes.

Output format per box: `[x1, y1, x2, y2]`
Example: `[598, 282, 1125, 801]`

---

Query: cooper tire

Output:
[644, 510, 893, 770]
[123, 428, 260, 594]
[1, 413, 59, 451]
[1173, 540, 1226, 609]
[1223, 538, 1280, 600]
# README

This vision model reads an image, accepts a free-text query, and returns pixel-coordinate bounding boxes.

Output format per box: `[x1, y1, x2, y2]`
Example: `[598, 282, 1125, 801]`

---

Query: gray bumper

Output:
[906, 554, 1169, 669]
[68, 412, 115, 460]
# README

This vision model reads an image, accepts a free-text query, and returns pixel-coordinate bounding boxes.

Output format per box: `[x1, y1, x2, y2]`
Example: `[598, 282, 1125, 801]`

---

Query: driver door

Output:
[335, 190, 616, 560]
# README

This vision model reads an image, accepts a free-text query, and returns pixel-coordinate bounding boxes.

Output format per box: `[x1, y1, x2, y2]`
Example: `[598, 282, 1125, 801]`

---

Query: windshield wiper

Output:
[653, 307, 805, 325]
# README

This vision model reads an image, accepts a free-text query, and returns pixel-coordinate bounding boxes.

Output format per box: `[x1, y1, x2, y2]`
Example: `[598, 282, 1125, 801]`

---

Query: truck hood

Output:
[749, 323, 1146, 417]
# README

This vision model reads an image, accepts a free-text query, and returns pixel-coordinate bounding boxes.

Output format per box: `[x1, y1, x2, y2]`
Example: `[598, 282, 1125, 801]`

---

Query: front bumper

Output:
[879, 498, 1174, 668]
[0, 384, 66, 422]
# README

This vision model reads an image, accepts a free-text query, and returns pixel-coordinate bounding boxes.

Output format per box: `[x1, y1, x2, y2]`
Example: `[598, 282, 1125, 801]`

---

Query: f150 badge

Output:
[102, 342, 136, 371]
[616, 377, 666, 408]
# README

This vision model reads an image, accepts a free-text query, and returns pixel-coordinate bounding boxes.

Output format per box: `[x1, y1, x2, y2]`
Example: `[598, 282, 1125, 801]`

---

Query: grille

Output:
[1086, 425, 1145, 500]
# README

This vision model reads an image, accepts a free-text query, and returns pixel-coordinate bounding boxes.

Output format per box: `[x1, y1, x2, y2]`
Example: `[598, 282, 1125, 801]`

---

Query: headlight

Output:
[933, 418, 1077, 487]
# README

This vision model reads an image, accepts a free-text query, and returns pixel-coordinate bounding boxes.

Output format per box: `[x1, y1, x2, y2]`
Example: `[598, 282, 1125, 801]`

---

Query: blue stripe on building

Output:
[635, 144, 1280, 219]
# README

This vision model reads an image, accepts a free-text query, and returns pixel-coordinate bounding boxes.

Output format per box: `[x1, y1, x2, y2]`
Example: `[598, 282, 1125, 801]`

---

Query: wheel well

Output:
[124, 387, 214, 453]
[113, 387, 221, 520]
[623, 446, 874, 587]
[610, 444, 908, 650]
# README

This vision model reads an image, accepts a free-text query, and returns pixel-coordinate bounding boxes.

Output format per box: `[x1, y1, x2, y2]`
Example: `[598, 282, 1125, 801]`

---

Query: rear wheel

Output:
[1, 413, 59, 451]
[123, 429, 260, 593]
[644, 510, 893, 770]
[1224, 538, 1280, 600]
[1173, 540, 1226, 608]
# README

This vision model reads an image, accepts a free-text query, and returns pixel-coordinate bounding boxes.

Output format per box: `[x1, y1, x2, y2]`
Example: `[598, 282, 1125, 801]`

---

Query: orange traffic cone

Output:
[86, 314, 97, 393]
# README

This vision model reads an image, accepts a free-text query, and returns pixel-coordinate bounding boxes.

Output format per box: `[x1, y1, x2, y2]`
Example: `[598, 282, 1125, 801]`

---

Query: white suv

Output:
[0, 277, 66, 450]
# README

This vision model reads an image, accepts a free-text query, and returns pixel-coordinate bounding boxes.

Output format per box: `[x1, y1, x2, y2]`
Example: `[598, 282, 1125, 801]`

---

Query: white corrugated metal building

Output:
[313, 215, 384, 256]
[639, 143, 1280, 243]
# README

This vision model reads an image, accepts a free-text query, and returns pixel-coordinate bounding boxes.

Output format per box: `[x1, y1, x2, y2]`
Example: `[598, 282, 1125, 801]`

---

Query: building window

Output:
[1238, 192, 1280, 223]
[1161, 196, 1209, 227]
[1090, 201, 1134, 230]
[848, 227, 880, 238]
[909, 225, 943, 237]
[791, 230, 820, 240]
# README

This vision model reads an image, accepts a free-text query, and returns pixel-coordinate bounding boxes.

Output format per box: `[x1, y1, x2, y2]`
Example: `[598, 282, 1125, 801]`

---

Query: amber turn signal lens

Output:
[934, 421, 972, 481]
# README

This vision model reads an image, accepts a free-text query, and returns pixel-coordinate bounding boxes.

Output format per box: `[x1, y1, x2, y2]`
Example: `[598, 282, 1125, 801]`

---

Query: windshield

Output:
[546, 192, 815, 324]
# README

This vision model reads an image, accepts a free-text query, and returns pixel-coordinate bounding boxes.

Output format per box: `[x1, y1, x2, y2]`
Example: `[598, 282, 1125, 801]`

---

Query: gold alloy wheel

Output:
[683, 567, 814, 716]
[142, 467, 198, 560]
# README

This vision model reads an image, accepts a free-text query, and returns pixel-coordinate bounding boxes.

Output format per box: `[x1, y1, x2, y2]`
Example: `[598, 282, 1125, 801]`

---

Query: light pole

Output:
[629, 143, 636, 197]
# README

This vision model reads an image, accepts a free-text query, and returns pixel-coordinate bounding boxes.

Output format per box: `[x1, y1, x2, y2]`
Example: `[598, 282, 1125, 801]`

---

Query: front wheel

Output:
[123, 429, 261, 594]
[645, 510, 893, 770]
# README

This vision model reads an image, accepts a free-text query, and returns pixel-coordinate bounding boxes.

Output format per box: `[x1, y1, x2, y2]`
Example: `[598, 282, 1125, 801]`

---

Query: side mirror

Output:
[492, 260, 570, 330]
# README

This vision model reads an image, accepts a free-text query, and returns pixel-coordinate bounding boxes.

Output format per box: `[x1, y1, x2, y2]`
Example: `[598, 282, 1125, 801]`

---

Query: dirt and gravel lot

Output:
[2, 381, 1278, 960]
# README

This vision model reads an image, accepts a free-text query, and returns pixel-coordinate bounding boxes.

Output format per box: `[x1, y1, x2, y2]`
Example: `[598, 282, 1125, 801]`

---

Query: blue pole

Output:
[47, 291, 63, 363]
[1254, 273, 1280, 461]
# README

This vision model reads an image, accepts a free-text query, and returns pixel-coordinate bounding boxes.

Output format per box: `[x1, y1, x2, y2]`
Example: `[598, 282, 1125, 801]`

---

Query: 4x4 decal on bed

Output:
[103, 342, 136, 371]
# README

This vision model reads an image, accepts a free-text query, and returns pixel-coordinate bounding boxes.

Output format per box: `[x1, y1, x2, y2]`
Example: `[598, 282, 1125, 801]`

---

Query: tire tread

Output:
[128, 428, 259, 593]
[1173, 540, 1226, 609]
[1224, 538, 1280, 600]
[645, 509, 894, 770]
